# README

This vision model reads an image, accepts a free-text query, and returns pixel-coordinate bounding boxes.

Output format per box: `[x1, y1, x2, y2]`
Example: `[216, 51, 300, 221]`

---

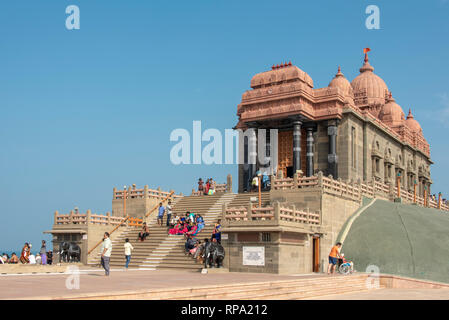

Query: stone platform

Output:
[1, 269, 448, 300]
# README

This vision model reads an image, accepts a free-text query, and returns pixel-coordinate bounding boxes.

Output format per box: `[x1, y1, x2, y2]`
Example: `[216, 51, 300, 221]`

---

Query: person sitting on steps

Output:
[138, 222, 149, 242]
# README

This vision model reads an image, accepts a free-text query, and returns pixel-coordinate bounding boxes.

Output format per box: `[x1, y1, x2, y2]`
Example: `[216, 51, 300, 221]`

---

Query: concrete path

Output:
[0, 269, 322, 300]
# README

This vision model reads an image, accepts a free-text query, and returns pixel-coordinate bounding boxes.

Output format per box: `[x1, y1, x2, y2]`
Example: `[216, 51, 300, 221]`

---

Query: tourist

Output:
[101, 232, 112, 276]
[198, 178, 204, 193]
[2, 253, 9, 264]
[138, 222, 149, 242]
[40, 240, 47, 265]
[327, 242, 342, 275]
[185, 222, 198, 237]
[262, 173, 270, 190]
[196, 215, 205, 233]
[211, 219, 222, 243]
[124, 238, 133, 270]
[47, 251, 53, 265]
[0, 254, 4, 264]
[166, 200, 172, 227]
[184, 235, 197, 254]
[251, 175, 259, 192]
[10, 253, 19, 264]
[35, 253, 42, 265]
[169, 214, 179, 228]
[29, 252, 36, 264]
[20, 243, 30, 264]
[188, 211, 195, 223]
[204, 179, 210, 195]
[209, 178, 216, 195]
[157, 202, 165, 226]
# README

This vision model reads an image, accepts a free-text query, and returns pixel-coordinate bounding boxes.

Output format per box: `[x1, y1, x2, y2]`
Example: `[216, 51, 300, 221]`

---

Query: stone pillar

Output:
[274, 201, 280, 222]
[327, 121, 338, 179]
[306, 126, 314, 177]
[87, 209, 92, 224]
[227, 174, 232, 193]
[293, 120, 302, 174]
[54, 211, 59, 225]
[247, 201, 253, 221]
[248, 128, 257, 182]
[113, 187, 117, 200]
[143, 185, 149, 199]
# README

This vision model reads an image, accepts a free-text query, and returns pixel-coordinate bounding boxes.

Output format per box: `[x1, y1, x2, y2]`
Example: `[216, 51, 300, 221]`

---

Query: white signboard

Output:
[82, 234, 88, 240]
[221, 233, 228, 240]
[243, 246, 265, 266]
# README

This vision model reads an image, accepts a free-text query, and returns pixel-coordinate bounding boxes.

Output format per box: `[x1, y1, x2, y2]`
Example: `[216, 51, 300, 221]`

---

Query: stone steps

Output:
[97, 193, 237, 270]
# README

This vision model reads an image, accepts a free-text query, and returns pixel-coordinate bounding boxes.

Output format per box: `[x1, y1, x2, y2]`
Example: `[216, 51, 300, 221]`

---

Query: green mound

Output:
[339, 198, 449, 283]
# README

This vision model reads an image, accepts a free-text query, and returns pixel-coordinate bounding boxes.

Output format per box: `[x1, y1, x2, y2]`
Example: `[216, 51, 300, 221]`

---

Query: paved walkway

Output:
[2, 269, 449, 300]
[0, 268, 321, 300]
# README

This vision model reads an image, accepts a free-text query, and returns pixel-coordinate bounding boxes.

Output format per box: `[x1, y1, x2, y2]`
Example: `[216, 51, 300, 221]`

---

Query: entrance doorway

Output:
[312, 236, 320, 273]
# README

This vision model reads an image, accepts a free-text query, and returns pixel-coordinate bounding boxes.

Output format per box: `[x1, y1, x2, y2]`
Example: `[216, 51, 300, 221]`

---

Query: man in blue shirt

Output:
[157, 202, 165, 226]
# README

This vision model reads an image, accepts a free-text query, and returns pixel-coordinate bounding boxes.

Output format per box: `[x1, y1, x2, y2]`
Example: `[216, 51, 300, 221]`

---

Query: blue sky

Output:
[1, 0, 448, 252]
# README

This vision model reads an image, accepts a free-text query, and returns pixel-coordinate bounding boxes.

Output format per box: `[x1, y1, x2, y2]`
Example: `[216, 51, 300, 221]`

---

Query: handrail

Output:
[87, 190, 175, 255]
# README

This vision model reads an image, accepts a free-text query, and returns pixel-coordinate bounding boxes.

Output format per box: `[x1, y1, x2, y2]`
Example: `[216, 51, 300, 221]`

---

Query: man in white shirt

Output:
[166, 200, 173, 227]
[123, 238, 133, 269]
[101, 232, 112, 276]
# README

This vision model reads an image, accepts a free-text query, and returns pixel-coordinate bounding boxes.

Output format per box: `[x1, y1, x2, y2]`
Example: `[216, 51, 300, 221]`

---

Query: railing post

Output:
[293, 172, 299, 188]
[227, 174, 232, 193]
[291, 204, 296, 222]
[317, 171, 323, 189]
[438, 193, 442, 210]
[247, 201, 253, 221]
[157, 187, 161, 199]
[107, 212, 111, 226]
[113, 187, 117, 200]
[274, 201, 280, 222]
[86, 209, 91, 225]
[337, 178, 343, 196]
[222, 203, 227, 222]
[69, 210, 74, 224]
[371, 180, 376, 198]
[306, 207, 310, 224]
[54, 211, 58, 225]
[144, 185, 149, 199]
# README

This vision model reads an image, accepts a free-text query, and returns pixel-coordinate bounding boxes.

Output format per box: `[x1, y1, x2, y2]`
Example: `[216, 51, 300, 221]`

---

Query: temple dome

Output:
[405, 109, 422, 133]
[351, 54, 389, 106]
[379, 94, 405, 127]
[250, 62, 314, 89]
[328, 66, 354, 104]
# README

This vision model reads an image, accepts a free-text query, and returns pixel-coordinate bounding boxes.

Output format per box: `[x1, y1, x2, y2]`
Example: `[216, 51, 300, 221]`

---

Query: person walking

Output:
[40, 240, 47, 265]
[327, 242, 342, 275]
[166, 200, 173, 227]
[157, 202, 165, 226]
[124, 238, 133, 270]
[101, 232, 112, 276]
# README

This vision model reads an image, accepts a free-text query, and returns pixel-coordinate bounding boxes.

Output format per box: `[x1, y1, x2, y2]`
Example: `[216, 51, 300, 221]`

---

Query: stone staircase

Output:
[94, 193, 237, 270]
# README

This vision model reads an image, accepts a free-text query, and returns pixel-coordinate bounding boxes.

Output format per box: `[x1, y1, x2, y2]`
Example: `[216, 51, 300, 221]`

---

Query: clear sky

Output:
[1, 0, 448, 252]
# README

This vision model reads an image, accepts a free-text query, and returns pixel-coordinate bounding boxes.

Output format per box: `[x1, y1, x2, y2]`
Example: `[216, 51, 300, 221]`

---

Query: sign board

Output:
[250, 197, 258, 202]
[82, 234, 88, 240]
[221, 233, 228, 240]
[242, 246, 265, 266]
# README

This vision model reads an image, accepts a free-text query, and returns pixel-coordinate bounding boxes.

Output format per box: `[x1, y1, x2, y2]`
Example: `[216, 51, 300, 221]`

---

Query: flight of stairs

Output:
[98, 192, 237, 271]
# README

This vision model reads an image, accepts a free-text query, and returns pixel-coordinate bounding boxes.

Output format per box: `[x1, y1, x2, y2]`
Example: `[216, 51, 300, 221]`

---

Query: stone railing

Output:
[223, 202, 320, 227]
[271, 172, 448, 212]
[113, 186, 183, 201]
[53, 210, 143, 227]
